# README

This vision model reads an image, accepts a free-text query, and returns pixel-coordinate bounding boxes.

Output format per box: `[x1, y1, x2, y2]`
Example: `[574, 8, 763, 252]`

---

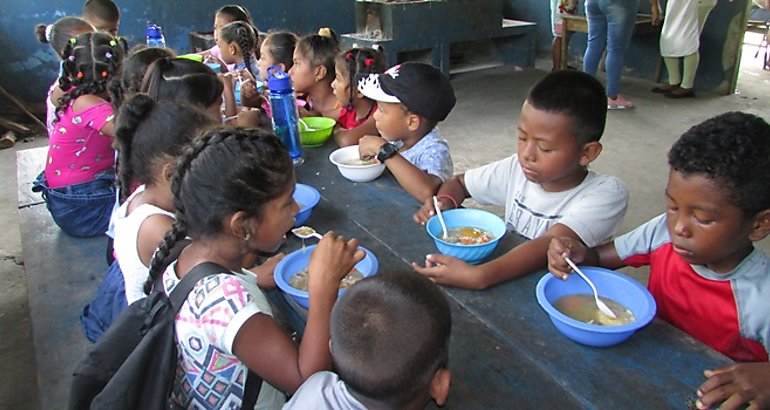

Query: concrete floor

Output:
[1, 38, 769, 408]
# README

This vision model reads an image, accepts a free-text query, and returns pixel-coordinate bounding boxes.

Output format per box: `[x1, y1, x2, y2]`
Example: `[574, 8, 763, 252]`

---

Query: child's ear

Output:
[428, 368, 451, 406]
[578, 141, 603, 167]
[314, 64, 327, 82]
[228, 42, 239, 57]
[228, 211, 253, 241]
[407, 113, 421, 132]
[161, 163, 175, 183]
[749, 209, 770, 241]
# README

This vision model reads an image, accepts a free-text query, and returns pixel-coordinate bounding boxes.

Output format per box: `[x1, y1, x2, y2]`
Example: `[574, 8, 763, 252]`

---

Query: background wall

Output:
[0, 0, 748, 103]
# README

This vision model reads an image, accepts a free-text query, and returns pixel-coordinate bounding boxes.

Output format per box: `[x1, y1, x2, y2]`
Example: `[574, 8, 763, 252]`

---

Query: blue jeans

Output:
[32, 171, 116, 238]
[583, 0, 639, 98]
[81, 260, 127, 343]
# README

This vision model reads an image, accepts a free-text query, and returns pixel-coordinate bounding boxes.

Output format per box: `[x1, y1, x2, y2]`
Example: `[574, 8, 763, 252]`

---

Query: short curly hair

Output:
[668, 111, 770, 218]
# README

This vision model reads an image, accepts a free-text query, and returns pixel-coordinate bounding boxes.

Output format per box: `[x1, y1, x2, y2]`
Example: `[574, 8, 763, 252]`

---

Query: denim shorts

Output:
[32, 171, 117, 238]
[80, 260, 128, 343]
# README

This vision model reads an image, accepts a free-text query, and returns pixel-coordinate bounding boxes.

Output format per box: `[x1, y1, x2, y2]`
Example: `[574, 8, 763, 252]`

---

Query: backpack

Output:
[69, 259, 262, 409]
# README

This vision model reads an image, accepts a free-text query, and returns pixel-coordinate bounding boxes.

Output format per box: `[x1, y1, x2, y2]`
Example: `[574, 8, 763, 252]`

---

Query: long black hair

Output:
[145, 128, 293, 293]
[140, 57, 224, 110]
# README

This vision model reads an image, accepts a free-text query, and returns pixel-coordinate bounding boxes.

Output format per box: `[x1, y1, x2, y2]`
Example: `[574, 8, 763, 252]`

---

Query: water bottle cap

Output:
[146, 24, 162, 38]
[266, 66, 292, 92]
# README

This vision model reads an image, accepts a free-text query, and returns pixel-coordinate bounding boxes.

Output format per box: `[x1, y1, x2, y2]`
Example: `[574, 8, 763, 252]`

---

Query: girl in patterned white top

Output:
[146, 128, 364, 408]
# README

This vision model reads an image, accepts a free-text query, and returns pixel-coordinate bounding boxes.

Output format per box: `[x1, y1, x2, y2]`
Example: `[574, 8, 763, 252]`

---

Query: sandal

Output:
[664, 87, 695, 98]
[607, 95, 634, 110]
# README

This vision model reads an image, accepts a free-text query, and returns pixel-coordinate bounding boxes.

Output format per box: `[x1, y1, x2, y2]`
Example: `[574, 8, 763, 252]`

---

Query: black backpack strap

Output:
[165, 261, 263, 407]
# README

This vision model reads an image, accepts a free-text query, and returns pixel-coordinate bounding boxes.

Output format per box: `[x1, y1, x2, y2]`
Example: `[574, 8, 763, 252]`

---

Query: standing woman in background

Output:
[583, 0, 660, 110]
[651, 0, 716, 98]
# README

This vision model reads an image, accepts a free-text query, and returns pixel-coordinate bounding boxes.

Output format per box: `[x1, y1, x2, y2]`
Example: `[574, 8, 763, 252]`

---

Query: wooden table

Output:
[279, 142, 732, 408]
[560, 13, 662, 80]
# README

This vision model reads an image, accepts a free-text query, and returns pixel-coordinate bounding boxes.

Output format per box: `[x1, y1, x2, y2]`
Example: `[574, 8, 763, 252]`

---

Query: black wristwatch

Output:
[376, 142, 399, 163]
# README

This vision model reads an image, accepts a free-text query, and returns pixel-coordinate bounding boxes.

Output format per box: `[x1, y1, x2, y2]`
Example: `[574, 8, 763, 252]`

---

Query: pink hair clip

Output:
[345, 52, 354, 61]
[364, 58, 374, 68]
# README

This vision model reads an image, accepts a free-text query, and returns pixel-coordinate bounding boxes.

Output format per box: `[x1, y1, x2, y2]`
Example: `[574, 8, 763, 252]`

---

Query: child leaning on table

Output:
[284, 271, 452, 409]
[357, 62, 456, 203]
[412, 70, 629, 289]
[547, 112, 770, 410]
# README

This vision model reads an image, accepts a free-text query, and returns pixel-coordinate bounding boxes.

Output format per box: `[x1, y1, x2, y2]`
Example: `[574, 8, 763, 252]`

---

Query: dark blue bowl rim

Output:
[294, 183, 320, 212]
[425, 208, 507, 248]
[274, 244, 378, 298]
[535, 267, 657, 333]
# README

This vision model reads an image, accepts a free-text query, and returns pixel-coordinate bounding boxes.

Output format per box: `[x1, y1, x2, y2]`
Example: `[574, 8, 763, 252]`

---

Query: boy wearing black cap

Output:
[357, 62, 456, 203]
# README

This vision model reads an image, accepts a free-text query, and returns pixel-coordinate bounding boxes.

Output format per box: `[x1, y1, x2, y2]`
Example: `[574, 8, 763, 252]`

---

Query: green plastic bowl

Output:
[299, 117, 336, 148]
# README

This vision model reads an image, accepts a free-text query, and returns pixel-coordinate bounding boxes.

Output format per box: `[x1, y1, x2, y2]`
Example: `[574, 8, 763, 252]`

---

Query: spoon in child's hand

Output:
[291, 225, 323, 240]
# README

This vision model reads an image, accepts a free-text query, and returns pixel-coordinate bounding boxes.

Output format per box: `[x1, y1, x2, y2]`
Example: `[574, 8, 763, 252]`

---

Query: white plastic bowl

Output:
[329, 145, 386, 183]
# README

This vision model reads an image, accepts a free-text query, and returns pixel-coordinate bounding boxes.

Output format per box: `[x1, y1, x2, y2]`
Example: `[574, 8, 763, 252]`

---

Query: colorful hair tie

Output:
[105, 51, 113, 59]
[364, 58, 374, 68]
[76, 71, 84, 79]
[345, 52, 353, 61]
[101, 70, 108, 78]
[67, 55, 75, 61]
[109, 39, 117, 47]
[69, 38, 77, 45]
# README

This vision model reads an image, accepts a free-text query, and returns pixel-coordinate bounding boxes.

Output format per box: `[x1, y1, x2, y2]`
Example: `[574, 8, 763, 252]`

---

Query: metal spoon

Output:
[563, 256, 618, 319]
[432, 196, 449, 240]
[291, 225, 323, 240]
[298, 118, 318, 132]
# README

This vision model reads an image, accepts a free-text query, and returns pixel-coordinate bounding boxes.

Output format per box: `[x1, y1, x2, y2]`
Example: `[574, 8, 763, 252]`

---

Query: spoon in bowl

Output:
[432, 196, 449, 240]
[563, 255, 618, 319]
[291, 225, 323, 240]
[298, 118, 318, 132]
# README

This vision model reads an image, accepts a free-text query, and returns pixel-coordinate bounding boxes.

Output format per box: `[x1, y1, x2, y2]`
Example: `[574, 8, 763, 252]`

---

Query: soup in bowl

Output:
[425, 208, 506, 264]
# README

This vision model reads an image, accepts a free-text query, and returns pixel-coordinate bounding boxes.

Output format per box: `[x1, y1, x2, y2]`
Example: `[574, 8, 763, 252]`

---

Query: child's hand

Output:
[206, 55, 228, 74]
[411, 254, 480, 289]
[219, 72, 236, 91]
[696, 363, 770, 410]
[359, 135, 387, 160]
[547, 237, 587, 280]
[307, 231, 365, 295]
[248, 253, 286, 289]
[236, 107, 262, 127]
[413, 195, 452, 225]
[239, 78, 264, 108]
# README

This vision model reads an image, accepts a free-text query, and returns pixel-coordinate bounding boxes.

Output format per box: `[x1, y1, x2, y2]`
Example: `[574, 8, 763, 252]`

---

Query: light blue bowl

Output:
[293, 183, 320, 227]
[426, 208, 506, 264]
[536, 266, 657, 347]
[274, 244, 378, 309]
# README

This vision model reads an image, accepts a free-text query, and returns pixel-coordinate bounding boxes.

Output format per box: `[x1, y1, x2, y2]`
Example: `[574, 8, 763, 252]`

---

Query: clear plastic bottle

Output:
[145, 23, 166, 48]
[266, 66, 303, 166]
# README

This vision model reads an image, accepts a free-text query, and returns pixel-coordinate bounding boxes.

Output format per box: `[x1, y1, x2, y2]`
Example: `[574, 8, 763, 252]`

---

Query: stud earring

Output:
[243, 233, 251, 242]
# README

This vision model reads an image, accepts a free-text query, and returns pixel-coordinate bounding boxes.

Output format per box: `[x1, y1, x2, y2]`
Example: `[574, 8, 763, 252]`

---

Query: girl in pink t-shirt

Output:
[33, 32, 124, 237]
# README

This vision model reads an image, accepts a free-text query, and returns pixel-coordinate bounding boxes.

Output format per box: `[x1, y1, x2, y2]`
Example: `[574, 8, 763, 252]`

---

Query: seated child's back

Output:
[284, 271, 452, 409]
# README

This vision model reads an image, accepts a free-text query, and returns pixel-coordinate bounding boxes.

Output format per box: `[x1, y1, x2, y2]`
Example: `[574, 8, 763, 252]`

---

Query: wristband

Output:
[437, 194, 458, 209]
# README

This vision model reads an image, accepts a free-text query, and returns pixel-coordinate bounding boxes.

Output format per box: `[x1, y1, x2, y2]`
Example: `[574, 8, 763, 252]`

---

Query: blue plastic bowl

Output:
[536, 266, 657, 347]
[425, 208, 507, 264]
[274, 244, 378, 309]
[293, 183, 320, 227]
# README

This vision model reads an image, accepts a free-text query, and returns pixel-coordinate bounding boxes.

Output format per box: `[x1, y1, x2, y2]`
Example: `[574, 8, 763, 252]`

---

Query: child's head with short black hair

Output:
[665, 111, 770, 272]
[669, 112, 770, 219]
[35, 16, 94, 59]
[330, 271, 452, 408]
[82, 0, 120, 36]
[527, 70, 607, 145]
[141, 57, 224, 120]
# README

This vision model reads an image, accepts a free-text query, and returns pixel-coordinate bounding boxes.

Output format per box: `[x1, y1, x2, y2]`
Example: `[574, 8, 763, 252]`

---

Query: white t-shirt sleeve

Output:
[557, 175, 629, 247]
[464, 155, 517, 207]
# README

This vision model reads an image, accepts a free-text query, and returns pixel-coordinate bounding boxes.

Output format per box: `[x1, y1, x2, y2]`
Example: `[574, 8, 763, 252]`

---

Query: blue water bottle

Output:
[145, 23, 166, 48]
[266, 66, 303, 165]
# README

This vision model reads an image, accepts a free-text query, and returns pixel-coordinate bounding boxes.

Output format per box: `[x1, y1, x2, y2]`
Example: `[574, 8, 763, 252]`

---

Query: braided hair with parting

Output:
[339, 47, 386, 110]
[144, 128, 294, 294]
[113, 94, 216, 202]
[56, 32, 125, 123]
[218, 21, 258, 79]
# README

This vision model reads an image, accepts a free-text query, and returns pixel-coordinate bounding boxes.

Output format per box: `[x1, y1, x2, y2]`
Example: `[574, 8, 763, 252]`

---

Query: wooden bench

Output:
[341, 18, 537, 76]
[17, 147, 105, 409]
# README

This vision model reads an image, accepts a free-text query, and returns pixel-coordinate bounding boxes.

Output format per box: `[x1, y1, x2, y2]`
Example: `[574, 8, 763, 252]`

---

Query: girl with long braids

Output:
[32, 32, 124, 238]
[217, 20, 259, 80]
[331, 47, 386, 147]
[146, 128, 363, 407]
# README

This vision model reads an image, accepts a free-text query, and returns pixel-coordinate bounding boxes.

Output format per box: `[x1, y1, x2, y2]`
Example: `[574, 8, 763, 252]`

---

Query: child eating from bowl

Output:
[284, 270, 452, 409]
[357, 62, 456, 203]
[547, 112, 770, 410]
[412, 70, 629, 290]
